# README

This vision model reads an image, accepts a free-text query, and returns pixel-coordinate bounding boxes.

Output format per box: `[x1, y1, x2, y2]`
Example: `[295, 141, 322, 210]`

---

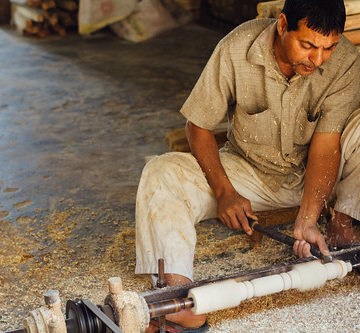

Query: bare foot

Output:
[145, 274, 207, 333]
[327, 211, 360, 247]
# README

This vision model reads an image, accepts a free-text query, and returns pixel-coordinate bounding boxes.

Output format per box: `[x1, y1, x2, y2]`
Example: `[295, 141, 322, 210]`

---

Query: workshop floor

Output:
[0, 24, 359, 332]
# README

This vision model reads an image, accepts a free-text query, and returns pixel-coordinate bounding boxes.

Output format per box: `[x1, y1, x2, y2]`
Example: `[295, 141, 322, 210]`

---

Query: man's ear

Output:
[277, 13, 288, 36]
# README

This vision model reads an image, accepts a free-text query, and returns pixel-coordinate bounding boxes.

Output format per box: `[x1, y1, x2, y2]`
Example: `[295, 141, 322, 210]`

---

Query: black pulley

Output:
[66, 300, 106, 333]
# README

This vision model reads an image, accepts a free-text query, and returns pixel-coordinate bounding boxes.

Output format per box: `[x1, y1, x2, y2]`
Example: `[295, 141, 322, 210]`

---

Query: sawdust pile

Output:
[1, 209, 359, 332]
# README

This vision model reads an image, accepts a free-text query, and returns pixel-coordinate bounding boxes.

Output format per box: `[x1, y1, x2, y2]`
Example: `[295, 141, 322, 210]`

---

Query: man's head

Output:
[274, 0, 345, 77]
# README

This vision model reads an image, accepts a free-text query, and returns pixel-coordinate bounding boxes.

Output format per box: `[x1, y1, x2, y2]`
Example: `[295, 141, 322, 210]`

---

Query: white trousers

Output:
[135, 110, 360, 281]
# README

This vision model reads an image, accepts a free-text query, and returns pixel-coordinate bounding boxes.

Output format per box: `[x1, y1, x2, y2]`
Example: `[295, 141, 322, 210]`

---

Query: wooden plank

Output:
[257, 1, 360, 18]
[345, 0, 360, 15]
[345, 13, 360, 31]
[344, 29, 360, 45]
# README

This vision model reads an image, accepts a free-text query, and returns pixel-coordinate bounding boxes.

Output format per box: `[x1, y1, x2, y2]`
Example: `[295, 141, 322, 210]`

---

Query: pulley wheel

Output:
[66, 300, 106, 333]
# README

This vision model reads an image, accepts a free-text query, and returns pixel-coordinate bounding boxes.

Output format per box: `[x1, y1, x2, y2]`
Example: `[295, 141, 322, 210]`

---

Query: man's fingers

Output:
[316, 235, 330, 256]
[219, 215, 231, 229]
[220, 212, 242, 231]
[293, 240, 311, 258]
[235, 211, 252, 235]
[293, 240, 300, 256]
[302, 242, 312, 257]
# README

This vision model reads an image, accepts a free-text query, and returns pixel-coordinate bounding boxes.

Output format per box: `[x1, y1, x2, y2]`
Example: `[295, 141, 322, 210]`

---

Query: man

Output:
[136, 0, 360, 331]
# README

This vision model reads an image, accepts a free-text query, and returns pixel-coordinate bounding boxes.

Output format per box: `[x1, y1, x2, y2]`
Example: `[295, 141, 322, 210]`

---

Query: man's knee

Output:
[141, 152, 195, 183]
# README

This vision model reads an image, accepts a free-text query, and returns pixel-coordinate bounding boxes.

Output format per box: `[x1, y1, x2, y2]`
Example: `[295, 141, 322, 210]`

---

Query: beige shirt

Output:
[180, 18, 360, 191]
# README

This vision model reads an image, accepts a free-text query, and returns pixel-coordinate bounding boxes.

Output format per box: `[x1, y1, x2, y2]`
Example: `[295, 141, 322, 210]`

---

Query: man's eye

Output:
[301, 43, 311, 49]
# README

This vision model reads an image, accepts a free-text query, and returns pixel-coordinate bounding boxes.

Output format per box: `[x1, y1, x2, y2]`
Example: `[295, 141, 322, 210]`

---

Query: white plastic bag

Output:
[78, 0, 138, 35]
[110, 0, 178, 42]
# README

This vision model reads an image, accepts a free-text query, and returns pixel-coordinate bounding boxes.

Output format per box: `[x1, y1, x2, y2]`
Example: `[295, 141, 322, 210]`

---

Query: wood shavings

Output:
[1, 213, 359, 332]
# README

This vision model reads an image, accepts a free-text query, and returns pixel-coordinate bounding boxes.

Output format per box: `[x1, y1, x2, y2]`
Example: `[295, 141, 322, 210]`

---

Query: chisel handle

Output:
[248, 218, 332, 262]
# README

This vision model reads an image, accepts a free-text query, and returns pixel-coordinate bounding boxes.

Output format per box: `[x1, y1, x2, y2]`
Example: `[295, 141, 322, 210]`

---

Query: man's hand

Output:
[293, 222, 330, 258]
[216, 188, 256, 235]
[293, 132, 340, 258]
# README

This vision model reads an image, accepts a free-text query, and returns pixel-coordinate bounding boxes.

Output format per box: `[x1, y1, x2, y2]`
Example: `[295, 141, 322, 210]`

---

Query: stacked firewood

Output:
[257, 0, 360, 51]
[11, 0, 78, 37]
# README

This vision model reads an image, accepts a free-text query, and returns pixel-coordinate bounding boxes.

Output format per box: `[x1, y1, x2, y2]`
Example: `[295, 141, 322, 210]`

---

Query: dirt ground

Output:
[0, 23, 359, 333]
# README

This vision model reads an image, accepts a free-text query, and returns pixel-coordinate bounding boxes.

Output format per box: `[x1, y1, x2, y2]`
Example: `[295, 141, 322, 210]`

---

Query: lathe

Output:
[5, 220, 360, 333]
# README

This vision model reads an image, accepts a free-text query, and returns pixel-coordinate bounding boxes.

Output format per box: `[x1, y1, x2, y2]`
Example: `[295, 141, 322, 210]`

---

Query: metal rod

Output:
[148, 297, 194, 318]
[157, 258, 167, 288]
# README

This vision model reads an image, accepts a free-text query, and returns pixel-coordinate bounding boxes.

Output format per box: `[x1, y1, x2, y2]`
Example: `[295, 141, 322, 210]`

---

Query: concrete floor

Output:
[0, 24, 222, 222]
[0, 24, 223, 330]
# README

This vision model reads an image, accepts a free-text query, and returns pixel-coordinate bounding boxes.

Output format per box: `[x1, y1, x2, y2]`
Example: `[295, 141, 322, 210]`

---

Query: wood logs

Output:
[11, 0, 78, 37]
[257, 0, 360, 49]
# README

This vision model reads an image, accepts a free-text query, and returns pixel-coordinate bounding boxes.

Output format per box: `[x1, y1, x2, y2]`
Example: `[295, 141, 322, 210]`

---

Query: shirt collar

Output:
[247, 20, 277, 67]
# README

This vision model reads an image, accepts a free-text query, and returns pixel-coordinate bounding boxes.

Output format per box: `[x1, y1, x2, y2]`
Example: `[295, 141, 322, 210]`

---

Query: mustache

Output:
[292, 62, 316, 69]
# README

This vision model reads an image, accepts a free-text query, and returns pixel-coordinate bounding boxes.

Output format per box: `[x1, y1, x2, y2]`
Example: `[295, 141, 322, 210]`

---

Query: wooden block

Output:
[165, 125, 228, 153]
[344, 29, 360, 45]
[250, 206, 299, 247]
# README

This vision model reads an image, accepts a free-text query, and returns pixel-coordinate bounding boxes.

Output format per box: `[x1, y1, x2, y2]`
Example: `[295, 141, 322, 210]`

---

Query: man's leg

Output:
[136, 152, 214, 331]
[135, 151, 303, 330]
[330, 109, 360, 247]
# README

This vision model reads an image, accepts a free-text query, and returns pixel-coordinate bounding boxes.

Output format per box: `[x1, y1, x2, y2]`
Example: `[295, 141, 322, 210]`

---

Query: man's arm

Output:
[293, 132, 341, 257]
[185, 120, 255, 234]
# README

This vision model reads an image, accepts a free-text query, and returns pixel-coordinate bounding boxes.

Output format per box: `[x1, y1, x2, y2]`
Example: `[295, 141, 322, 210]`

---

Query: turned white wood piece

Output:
[188, 260, 352, 315]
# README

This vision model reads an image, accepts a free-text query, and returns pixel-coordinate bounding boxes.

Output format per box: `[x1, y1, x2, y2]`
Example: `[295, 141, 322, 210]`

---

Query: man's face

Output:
[275, 15, 341, 77]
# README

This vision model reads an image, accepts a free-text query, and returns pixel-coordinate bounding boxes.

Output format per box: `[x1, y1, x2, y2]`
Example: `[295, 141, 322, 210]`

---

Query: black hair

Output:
[282, 0, 346, 36]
